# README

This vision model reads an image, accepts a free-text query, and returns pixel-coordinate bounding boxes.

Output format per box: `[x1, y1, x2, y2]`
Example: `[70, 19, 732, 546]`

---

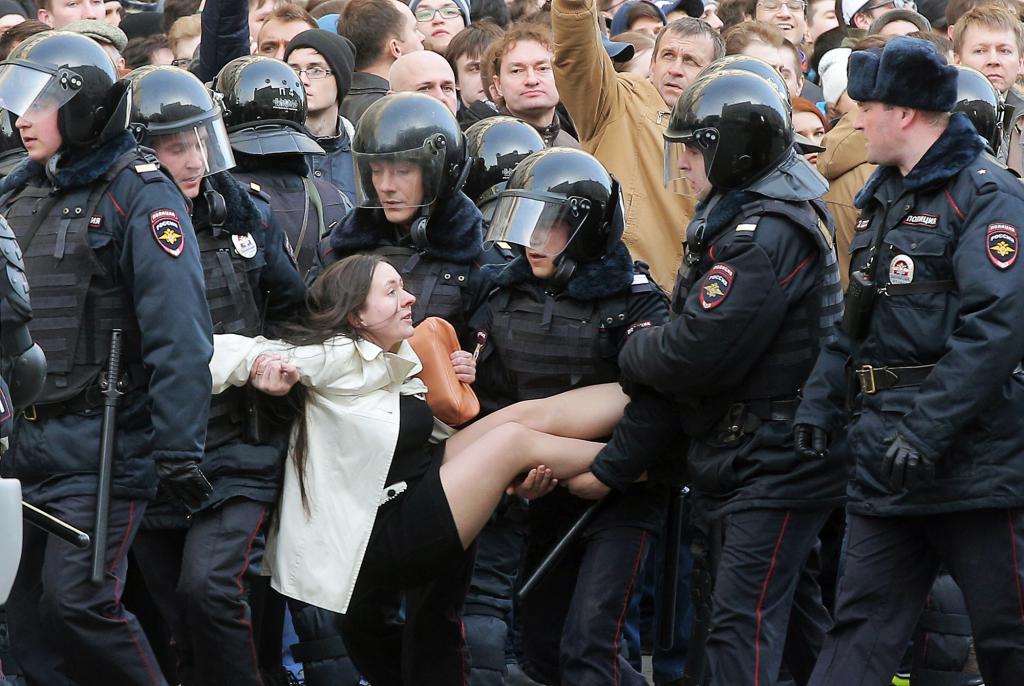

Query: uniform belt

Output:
[710, 398, 799, 446]
[856, 364, 935, 395]
[22, 390, 103, 421]
[740, 398, 799, 422]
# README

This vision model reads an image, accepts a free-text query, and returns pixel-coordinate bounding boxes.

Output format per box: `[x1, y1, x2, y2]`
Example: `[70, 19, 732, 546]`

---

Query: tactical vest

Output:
[196, 225, 263, 448]
[487, 287, 624, 401]
[368, 244, 473, 337]
[677, 197, 843, 402]
[2, 153, 145, 405]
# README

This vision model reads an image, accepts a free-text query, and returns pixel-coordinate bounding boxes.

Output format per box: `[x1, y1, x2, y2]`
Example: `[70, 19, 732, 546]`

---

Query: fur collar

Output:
[0, 131, 138, 196]
[699, 190, 763, 241]
[855, 112, 984, 208]
[330, 191, 484, 264]
[193, 171, 265, 236]
[480, 240, 635, 300]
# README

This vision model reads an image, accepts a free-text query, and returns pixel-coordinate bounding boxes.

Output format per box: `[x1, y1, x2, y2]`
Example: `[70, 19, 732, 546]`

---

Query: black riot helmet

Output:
[486, 148, 624, 285]
[124, 66, 236, 177]
[952, 65, 1003, 152]
[0, 31, 129, 150]
[665, 69, 793, 194]
[352, 92, 468, 212]
[214, 55, 324, 157]
[0, 110, 26, 176]
[463, 116, 546, 209]
[697, 55, 792, 111]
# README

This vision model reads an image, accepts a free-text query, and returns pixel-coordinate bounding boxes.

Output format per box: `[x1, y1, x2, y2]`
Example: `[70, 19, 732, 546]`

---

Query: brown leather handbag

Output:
[407, 317, 480, 426]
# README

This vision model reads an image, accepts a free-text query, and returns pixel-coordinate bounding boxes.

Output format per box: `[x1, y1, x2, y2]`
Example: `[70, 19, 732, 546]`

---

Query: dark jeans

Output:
[287, 599, 363, 686]
[810, 508, 1024, 686]
[131, 497, 269, 686]
[7, 495, 165, 686]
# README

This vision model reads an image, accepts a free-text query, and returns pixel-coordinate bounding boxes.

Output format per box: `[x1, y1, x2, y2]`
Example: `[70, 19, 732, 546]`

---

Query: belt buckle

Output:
[858, 365, 877, 395]
[22, 405, 37, 422]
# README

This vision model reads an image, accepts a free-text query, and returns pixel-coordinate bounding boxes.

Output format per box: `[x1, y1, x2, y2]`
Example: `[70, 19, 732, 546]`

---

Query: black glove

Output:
[155, 460, 213, 510]
[793, 423, 829, 459]
[881, 434, 935, 491]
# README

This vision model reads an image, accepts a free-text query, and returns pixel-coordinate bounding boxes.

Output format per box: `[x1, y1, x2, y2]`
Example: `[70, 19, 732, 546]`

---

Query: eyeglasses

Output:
[291, 66, 333, 80]
[756, 0, 806, 11]
[171, 58, 191, 67]
[414, 5, 462, 21]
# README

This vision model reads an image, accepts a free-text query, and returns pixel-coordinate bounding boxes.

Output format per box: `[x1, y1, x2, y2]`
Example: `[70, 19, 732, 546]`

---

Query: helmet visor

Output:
[484, 190, 586, 256]
[353, 142, 447, 209]
[148, 118, 236, 178]
[663, 127, 719, 197]
[0, 63, 80, 124]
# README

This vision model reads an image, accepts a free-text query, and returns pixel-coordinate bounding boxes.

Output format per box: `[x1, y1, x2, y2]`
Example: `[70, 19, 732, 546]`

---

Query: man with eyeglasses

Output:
[842, 0, 913, 30]
[754, 0, 808, 53]
[286, 29, 358, 205]
[410, 0, 470, 56]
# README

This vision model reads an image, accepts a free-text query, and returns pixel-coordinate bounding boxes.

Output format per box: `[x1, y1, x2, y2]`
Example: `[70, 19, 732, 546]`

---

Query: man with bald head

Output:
[388, 50, 459, 114]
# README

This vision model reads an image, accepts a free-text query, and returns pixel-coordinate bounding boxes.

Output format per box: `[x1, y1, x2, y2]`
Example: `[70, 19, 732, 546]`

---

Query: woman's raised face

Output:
[525, 220, 571, 280]
[354, 261, 417, 351]
[370, 159, 425, 227]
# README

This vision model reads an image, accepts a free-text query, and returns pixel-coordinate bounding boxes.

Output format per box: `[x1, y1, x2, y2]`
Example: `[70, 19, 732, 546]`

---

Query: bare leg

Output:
[440, 422, 605, 548]
[444, 383, 629, 458]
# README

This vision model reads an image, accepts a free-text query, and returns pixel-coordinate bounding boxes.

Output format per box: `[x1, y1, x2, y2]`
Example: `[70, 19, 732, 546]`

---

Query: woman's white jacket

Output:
[209, 333, 428, 614]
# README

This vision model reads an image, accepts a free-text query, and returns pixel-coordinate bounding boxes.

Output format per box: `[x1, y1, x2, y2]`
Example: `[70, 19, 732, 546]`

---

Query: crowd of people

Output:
[1, 0, 1024, 683]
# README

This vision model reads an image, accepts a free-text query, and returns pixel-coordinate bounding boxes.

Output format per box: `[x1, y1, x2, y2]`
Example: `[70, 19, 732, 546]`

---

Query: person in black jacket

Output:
[474, 147, 675, 685]
[618, 68, 847, 686]
[117, 65, 307, 686]
[795, 36, 1024, 686]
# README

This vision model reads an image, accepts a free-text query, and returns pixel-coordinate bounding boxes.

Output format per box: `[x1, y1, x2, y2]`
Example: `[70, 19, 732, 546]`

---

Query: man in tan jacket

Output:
[551, 0, 723, 287]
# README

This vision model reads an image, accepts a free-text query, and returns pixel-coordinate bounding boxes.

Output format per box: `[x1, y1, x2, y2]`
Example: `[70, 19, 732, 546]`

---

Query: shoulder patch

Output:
[134, 162, 159, 173]
[151, 208, 185, 257]
[699, 264, 735, 310]
[250, 182, 262, 193]
[246, 183, 271, 204]
[987, 223, 1018, 269]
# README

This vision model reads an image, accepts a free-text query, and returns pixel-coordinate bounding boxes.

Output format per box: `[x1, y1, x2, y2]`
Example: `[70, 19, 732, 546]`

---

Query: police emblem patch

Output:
[88, 214, 103, 230]
[700, 264, 735, 310]
[151, 209, 185, 257]
[232, 233, 258, 259]
[855, 216, 870, 231]
[901, 213, 938, 229]
[987, 223, 1018, 269]
[889, 254, 914, 284]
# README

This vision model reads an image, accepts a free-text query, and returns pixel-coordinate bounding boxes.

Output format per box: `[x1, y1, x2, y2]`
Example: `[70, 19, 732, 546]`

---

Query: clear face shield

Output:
[663, 127, 719, 198]
[146, 116, 236, 178]
[353, 136, 448, 209]
[0, 62, 82, 124]
[484, 190, 588, 257]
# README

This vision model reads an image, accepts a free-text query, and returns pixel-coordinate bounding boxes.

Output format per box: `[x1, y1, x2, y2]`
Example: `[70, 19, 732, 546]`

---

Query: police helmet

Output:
[665, 69, 793, 193]
[0, 31, 129, 149]
[698, 55, 792, 111]
[351, 92, 468, 210]
[463, 116, 546, 209]
[952, 65, 1003, 152]
[214, 55, 324, 157]
[486, 147, 624, 272]
[124, 66, 235, 177]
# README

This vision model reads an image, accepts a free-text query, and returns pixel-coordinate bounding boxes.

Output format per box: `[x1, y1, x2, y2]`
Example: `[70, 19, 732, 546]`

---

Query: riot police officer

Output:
[0, 30, 213, 685]
[476, 147, 673, 685]
[214, 55, 351, 281]
[952, 65, 1003, 153]
[0, 110, 26, 178]
[119, 65, 307, 686]
[795, 36, 1024, 686]
[462, 115, 546, 222]
[617, 68, 847, 686]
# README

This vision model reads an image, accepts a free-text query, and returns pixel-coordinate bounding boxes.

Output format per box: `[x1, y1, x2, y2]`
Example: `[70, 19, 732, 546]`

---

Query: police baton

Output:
[656, 485, 688, 651]
[90, 329, 124, 584]
[518, 499, 604, 601]
[23, 501, 90, 549]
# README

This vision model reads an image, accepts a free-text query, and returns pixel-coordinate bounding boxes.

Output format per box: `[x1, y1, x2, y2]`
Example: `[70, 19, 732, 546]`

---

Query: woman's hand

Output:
[450, 349, 476, 384]
[249, 354, 300, 396]
[507, 466, 557, 500]
[565, 472, 611, 500]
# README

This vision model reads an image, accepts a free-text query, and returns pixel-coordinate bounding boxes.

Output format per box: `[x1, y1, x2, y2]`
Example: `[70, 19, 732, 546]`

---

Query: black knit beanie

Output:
[284, 29, 357, 105]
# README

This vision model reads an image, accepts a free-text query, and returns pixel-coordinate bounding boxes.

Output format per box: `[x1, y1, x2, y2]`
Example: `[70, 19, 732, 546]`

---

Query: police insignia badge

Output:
[232, 233, 258, 259]
[151, 209, 185, 257]
[89, 214, 103, 230]
[700, 264, 735, 310]
[987, 223, 1018, 269]
[889, 254, 914, 284]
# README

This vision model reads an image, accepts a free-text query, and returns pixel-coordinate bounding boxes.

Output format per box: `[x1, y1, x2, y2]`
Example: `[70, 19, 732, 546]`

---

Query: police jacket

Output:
[620, 165, 848, 516]
[192, 171, 307, 509]
[0, 132, 212, 504]
[325, 191, 491, 345]
[472, 242, 672, 530]
[231, 152, 351, 282]
[310, 116, 356, 206]
[797, 112, 1024, 516]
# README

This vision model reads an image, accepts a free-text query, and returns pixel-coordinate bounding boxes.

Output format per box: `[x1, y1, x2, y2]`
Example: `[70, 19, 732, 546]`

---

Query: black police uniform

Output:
[799, 112, 1024, 686]
[0, 130, 213, 686]
[130, 172, 307, 686]
[469, 242, 671, 685]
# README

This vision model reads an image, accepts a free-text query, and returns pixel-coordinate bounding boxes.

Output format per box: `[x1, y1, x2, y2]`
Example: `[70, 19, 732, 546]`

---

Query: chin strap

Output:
[549, 255, 577, 291]
[202, 178, 228, 237]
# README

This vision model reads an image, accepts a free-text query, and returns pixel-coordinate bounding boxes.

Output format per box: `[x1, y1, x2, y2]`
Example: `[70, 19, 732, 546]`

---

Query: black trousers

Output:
[131, 497, 269, 686]
[6, 495, 166, 686]
[705, 507, 832, 686]
[809, 508, 1024, 686]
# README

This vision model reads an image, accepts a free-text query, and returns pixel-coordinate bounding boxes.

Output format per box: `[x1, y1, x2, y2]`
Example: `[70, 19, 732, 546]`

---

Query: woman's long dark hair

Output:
[281, 253, 386, 512]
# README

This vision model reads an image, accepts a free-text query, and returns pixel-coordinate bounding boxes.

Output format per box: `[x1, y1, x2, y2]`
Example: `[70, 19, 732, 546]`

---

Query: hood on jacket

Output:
[816, 111, 872, 182]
